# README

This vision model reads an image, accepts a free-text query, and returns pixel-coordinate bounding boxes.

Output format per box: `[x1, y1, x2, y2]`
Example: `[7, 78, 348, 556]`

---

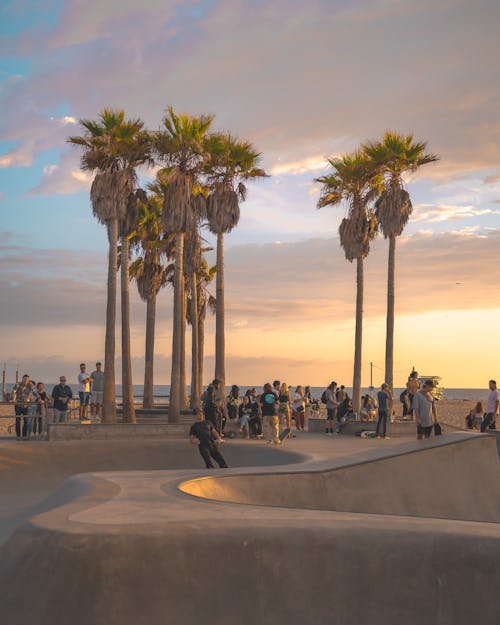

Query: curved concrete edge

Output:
[178, 435, 500, 523]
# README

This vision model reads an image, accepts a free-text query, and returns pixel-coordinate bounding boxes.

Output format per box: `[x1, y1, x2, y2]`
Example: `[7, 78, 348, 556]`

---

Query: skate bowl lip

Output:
[176, 433, 500, 524]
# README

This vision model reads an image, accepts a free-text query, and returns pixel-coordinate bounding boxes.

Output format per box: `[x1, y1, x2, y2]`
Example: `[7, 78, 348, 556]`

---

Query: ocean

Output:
[3, 383, 488, 403]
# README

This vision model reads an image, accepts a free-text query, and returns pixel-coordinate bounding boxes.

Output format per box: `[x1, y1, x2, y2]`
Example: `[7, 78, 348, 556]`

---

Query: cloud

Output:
[1, 0, 499, 185]
[484, 170, 500, 184]
[412, 203, 500, 223]
[270, 156, 328, 176]
[28, 150, 93, 195]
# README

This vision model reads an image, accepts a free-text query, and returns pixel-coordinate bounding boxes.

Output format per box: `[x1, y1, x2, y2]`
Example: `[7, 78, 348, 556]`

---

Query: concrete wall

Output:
[47, 422, 190, 440]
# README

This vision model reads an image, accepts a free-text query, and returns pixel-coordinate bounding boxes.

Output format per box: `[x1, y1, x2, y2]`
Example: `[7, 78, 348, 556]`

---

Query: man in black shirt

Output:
[190, 411, 228, 469]
[51, 376, 73, 423]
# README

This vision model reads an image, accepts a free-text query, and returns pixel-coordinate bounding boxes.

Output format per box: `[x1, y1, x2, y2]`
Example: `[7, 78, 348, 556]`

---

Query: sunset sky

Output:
[0, 0, 499, 390]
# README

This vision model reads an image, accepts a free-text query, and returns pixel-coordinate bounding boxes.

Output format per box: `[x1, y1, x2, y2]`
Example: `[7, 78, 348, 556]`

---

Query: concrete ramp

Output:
[181, 435, 500, 522]
[0, 435, 499, 625]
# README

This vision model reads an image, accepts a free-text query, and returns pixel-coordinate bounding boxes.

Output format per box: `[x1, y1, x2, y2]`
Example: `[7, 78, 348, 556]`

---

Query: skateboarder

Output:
[189, 411, 228, 469]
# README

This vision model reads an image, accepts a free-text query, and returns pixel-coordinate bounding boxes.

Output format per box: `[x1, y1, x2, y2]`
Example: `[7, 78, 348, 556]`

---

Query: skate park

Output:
[1, 431, 499, 625]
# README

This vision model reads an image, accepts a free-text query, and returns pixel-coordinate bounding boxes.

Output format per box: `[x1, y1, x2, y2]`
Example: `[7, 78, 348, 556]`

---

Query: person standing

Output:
[90, 362, 104, 419]
[324, 382, 339, 435]
[77, 363, 91, 420]
[203, 379, 222, 434]
[190, 411, 228, 468]
[260, 382, 280, 445]
[11, 374, 39, 440]
[481, 380, 499, 432]
[412, 379, 437, 440]
[51, 376, 73, 423]
[292, 385, 306, 432]
[34, 382, 51, 438]
[375, 383, 393, 439]
[406, 370, 420, 417]
[278, 383, 292, 431]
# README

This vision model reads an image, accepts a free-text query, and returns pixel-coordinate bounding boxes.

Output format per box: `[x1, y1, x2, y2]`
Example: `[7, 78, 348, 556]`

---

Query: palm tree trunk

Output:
[120, 235, 136, 424]
[352, 256, 364, 413]
[169, 233, 184, 423]
[143, 295, 156, 409]
[215, 232, 225, 394]
[384, 234, 396, 390]
[190, 273, 200, 409]
[180, 286, 188, 409]
[102, 218, 118, 424]
[198, 309, 205, 396]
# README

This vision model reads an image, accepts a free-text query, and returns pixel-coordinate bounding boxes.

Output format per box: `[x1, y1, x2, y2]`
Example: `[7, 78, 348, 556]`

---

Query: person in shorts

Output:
[51, 376, 73, 423]
[77, 363, 91, 420]
[412, 379, 437, 439]
[90, 362, 104, 418]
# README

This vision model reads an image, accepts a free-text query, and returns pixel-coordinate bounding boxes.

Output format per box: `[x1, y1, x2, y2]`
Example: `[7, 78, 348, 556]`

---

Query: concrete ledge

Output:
[308, 416, 418, 436]
[47, 423, 190, 441]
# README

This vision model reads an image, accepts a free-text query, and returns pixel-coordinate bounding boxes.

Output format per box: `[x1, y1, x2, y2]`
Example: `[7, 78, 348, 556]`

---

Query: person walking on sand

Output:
[189, 411, 228, 469]
[375, 383, 393, 439]
[413, 379, 437, 440]
[77, 363, 91, 420]
[481, 380, 499, 432]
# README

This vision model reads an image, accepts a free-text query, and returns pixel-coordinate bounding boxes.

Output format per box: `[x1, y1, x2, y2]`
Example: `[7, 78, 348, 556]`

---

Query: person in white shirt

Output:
[77, 363, 91, 420]
[481, 380, 500, 432]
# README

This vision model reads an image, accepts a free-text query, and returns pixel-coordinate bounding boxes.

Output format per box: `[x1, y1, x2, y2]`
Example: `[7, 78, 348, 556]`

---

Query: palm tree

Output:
[153, 106, 213, 423]
[129, 192, 174, 409]
[316, 152, 381, 412]
[205, 133, 268, 394]
[363, 132, 439, 390]
[68, 109, 151, 423]
[196, 260, 217, 395]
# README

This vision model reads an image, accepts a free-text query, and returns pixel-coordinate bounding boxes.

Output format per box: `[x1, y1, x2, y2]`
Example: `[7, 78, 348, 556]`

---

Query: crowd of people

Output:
[8, 362, 104, 440]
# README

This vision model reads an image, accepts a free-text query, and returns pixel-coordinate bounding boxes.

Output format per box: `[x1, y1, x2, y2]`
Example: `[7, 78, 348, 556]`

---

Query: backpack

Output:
[320, 390, 329, 404]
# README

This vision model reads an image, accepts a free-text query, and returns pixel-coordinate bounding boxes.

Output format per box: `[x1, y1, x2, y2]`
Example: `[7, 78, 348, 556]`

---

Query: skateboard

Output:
[279, 427, 291, 442]
[358, 430, 377, 439]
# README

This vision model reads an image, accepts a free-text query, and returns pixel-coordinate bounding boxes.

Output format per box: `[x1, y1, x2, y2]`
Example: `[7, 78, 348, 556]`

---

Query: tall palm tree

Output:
[129, 192, 174, 409]
[68, 109, 151, 423]
[205, 133, 268, 394]
[153, 106, 213, 423]
[363, 132, 439, 390]
[196, 260, 216, 395]
[316, 152, 381, 412]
